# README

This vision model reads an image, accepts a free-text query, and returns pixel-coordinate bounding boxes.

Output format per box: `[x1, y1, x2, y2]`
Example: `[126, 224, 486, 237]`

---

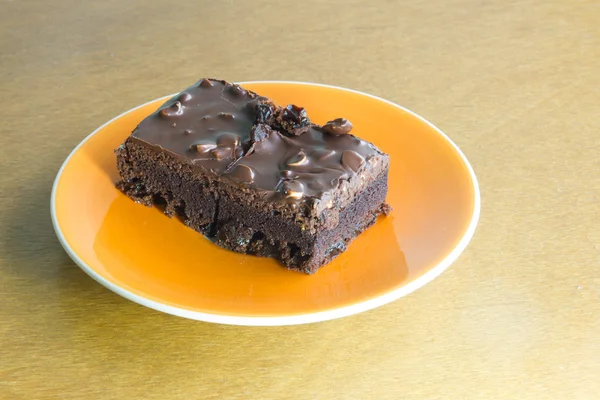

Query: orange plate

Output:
[51, 82, 480, 326]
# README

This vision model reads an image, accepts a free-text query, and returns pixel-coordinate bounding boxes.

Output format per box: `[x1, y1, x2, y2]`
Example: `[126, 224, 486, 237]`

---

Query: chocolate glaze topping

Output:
[131, 78, 384, 203]
[223, 126, 379, 202]
[132, 78, 261, 174]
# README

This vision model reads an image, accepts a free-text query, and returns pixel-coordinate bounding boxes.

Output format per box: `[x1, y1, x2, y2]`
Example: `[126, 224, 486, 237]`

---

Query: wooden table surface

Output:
[1, 1, 599, 398]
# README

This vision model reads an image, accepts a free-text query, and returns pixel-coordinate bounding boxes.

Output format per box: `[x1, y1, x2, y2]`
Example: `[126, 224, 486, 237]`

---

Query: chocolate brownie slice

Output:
[116, 78, 390, 274]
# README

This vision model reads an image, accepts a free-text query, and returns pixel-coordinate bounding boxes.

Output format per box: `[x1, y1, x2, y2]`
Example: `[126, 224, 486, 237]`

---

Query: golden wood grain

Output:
[1, 0, 599, 399]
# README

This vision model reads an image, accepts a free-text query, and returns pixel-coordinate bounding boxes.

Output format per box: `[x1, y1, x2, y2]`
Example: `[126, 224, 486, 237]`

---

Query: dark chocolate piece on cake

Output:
[116, 78, 390, 274]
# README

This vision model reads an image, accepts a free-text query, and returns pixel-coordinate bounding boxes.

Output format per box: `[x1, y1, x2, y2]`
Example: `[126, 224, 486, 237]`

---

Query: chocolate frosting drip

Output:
[131, 78, 383, 203]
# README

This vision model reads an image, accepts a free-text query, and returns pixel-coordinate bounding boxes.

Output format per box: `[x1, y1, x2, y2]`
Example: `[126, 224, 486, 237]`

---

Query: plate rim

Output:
[50, 80, 481, 326]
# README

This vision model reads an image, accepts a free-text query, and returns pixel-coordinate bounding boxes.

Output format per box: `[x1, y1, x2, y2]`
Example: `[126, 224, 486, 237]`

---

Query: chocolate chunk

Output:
[341, 150, 365, 172]
[228, 164, 255, 183]
[198, 78, 214, 88]
[250, 125, 270, 143]
[281, 180, 305, 199]
[177, 92, 193, 104]
[284, 105, 307, 121]
[279, 105, 310, 135]
[216, 132, 240, 147]
[280, 169, 297, 180]
[210, 147, 232, 160]
[286, 150, 308, 167]
[159, 101, 183, 117]
[192, 143, 217, 153]
[322, 118, 353, 135]
[183, 129, 193, 135]
[256, 102, 274, 123]
[226, 84, 248, 97]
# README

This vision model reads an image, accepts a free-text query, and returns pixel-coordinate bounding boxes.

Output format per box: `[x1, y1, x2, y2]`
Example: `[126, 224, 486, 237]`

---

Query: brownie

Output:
[116, 78, 390, 274]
